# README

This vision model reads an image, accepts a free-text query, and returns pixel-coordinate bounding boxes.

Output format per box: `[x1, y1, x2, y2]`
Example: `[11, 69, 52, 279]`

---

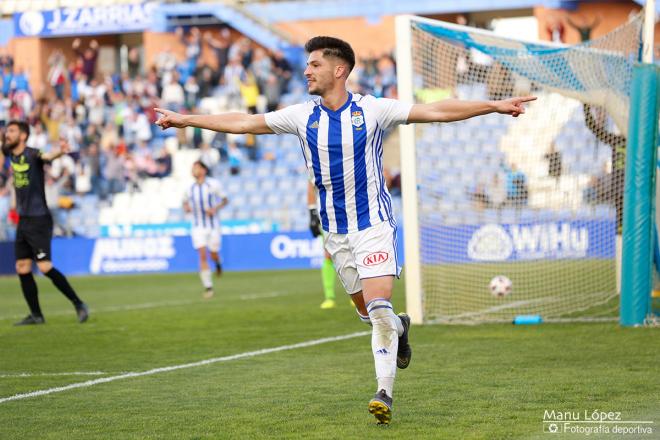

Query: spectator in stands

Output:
[161, 74, 185, 111]
[153, 147, 172, 178]
[101, 144, 126, 199]
[240, 73, 259, 114]
[72, 38, 99, 79]
[50, 152, 76, 195]
[128, 47, 141, 79]
[272, 50, 292, 93]
[251, 47, 272, 90]
[505, 163, 528, 206]
[155, 45, 177, 84]
[134, 141, 156, 178]
[544, 142, 562, 184]
[100, 121, 119, 152]
[263, 74, 282, 113]
[227, 140, 243, 175]
[1, 64, 13, 97]
[196, 62, 217, 99]
[47, 51, 67, 100]
[59, 117, 83, 160]
[80, 143, 101, 195]
[0, 92, 9, 128]
[222, 56, 246, 109]
[184, 75, 200, 109]
[26, 121, 48, 151]
[205, 28, 231, 75]
[177, 26, 202, 77]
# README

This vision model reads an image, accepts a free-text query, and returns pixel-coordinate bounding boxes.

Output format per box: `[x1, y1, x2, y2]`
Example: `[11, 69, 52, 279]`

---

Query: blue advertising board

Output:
[420, 220, 616, 264]
[1, 231, 405, 276]
[13, 2, 157, 38]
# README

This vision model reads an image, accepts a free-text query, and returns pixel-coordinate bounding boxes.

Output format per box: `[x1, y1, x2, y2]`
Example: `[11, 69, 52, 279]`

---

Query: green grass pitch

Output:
[0, 270, 657, 439]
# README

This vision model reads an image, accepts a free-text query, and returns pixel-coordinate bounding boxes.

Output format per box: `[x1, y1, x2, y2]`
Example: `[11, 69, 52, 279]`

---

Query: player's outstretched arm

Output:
[41, 138, 70, 162]
[407, 96, 537, 124]
[154, 108, 274, 135]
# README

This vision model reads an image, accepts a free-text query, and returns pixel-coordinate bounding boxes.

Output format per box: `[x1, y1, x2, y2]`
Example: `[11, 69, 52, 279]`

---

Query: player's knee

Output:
[36, 261, 53, 274]
[366, 298, 396, 330]
[15, 260, 32, 274]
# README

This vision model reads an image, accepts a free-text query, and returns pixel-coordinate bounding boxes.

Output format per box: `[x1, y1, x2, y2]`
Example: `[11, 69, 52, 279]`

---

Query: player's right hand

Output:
[309, 208, 322, 238]
[154, 108, 187, 129]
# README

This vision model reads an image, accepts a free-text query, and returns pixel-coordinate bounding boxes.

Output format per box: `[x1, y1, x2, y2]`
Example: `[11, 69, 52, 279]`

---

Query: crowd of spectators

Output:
[0, 28, 400, 236]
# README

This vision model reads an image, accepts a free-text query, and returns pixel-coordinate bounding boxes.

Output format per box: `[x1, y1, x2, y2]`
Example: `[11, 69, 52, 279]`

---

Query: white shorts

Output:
[191, 227, 222, 252]
[324, 221, 401, 295]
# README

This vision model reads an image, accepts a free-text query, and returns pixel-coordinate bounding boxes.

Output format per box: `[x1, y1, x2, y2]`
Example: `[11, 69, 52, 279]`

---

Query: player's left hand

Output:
[494, 96, 537, 117]
[155, 108, 187, 129]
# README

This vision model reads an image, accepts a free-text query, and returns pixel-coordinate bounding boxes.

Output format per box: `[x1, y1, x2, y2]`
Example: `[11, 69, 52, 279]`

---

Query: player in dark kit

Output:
[1, 121, 89, 325]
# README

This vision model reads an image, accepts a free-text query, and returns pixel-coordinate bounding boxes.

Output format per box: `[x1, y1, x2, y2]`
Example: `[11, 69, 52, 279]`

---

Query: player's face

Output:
[304, 50, 336, 96]
[191, 163, 206, 179]
[2, 125, 23, 151]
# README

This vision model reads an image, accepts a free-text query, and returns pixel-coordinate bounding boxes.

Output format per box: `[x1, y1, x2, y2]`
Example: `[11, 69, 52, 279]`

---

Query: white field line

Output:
[0, 291, 290, 321]
[0, 372, 111, 378]
[0, 331, 370, 404]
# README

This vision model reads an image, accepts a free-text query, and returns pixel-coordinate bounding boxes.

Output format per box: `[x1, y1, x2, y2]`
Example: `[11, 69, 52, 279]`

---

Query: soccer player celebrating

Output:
[184, 160, 228, 299]
[307, 181, 336, 309]
[1, 121, 89, 325]
[155, 36, 535, 424]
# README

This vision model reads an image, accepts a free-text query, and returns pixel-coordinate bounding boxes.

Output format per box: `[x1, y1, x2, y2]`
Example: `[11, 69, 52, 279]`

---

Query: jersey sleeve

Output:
[373, 98, 413, 130]
[33, 148, 48, 164]
[264, 103, 303, 135]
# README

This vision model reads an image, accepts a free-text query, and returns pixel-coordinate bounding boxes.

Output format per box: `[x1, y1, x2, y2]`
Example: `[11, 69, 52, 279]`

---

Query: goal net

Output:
[398, 14, 644, 323]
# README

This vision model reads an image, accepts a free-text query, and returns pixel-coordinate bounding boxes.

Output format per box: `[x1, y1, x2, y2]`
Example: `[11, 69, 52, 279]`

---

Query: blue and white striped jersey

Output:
[265, 93, 411, 234]
[185, 178, 227, 229]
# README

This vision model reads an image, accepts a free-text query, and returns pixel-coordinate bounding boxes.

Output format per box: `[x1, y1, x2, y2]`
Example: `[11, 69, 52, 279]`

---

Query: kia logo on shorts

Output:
[363, 252, 389, 266]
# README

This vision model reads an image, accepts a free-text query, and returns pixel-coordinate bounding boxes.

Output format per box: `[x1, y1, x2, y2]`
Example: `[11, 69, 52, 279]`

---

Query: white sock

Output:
[367, 298, 398, 397]
[356, 309, 371, 326]
[200, 269, 212, 289]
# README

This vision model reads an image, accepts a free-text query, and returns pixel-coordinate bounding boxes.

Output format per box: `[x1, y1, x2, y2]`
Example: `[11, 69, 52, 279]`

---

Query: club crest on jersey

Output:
[351, 111, 364, 128]
[363, 251, 389, 266]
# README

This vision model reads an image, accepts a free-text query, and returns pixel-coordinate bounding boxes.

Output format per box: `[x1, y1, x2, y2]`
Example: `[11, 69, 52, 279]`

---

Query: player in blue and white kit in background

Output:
[156, 36, 535, 424]
[184, 161, 229, 299]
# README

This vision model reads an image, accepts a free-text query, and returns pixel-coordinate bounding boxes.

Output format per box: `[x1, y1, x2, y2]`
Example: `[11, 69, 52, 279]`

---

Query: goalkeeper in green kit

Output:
[308, 181, 336, 309]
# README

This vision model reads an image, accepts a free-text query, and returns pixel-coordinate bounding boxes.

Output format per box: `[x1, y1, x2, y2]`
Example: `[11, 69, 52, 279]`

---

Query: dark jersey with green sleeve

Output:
[10, 147, 50, 217]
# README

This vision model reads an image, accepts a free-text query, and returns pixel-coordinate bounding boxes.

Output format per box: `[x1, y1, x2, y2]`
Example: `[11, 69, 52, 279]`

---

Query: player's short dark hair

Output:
[194, 160, 210, 175]
[304, 36, 355, 73]
[7, 120, 30, 140]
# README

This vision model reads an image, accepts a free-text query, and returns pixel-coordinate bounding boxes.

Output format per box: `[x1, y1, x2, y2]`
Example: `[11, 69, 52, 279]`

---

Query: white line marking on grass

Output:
[0, 372, 110, 378]
[0, 331, 370, 404]
[451, 298, 553, 319]
[0, 291, 290, 321]
[238, 291, 288, 300]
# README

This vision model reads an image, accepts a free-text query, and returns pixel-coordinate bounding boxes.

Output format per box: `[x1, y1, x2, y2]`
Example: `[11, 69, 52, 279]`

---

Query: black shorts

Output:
[15, 215, 53, 262]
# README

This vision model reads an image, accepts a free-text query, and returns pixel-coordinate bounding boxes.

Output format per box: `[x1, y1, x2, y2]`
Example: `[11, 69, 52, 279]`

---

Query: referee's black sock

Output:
[44, 268, 83, 307]
[19, 273, 43, 318]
